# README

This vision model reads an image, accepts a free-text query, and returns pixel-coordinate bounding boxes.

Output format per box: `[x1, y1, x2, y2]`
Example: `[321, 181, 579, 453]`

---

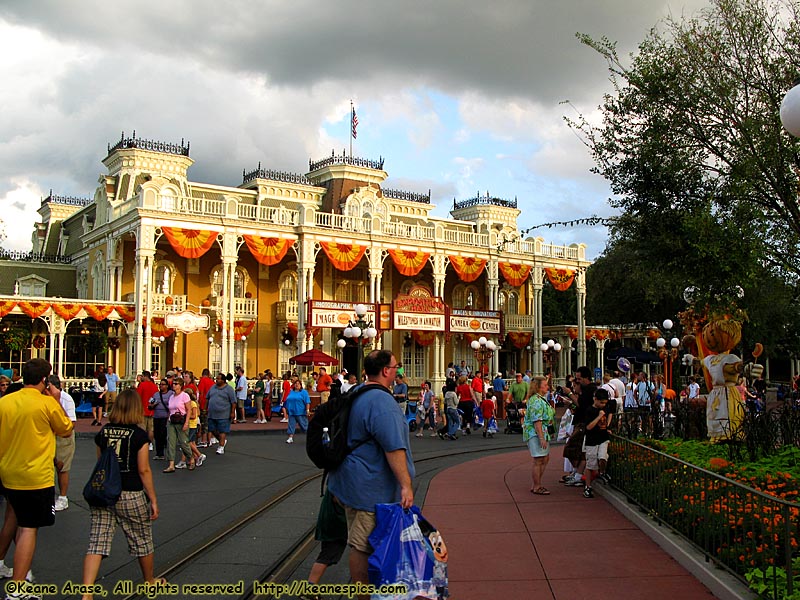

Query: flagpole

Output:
[350, 100, 353, 158]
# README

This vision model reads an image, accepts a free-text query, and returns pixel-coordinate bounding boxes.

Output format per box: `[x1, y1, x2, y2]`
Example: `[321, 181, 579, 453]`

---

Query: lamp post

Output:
[342, 303, 378, 380]
[656, 319, 680, 390]
[470, 336, 496, 376]
[540, 339, 562, 378]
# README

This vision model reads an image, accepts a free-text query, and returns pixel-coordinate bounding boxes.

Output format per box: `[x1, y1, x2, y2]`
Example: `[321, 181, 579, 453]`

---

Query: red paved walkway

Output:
[422, 450, 717, 600]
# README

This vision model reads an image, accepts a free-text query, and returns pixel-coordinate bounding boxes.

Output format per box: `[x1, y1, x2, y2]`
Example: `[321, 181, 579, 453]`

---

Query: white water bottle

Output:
[321, 427, 331, 446]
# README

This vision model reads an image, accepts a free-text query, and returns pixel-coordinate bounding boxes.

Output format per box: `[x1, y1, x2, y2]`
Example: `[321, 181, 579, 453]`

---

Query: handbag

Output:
[169, 412, 186, 425]
[83, 445, 122, 507]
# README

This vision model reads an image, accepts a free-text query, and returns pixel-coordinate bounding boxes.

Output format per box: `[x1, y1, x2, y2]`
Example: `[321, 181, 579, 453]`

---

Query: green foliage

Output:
[84, 331, 108, 357]
[541, 279, 577, 326]
[0, 328, 29, 353]
[746, 559, 800, 599]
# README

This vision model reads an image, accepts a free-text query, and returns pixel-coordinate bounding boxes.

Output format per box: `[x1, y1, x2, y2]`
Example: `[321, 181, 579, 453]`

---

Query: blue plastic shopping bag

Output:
[368, 504, 449, 600]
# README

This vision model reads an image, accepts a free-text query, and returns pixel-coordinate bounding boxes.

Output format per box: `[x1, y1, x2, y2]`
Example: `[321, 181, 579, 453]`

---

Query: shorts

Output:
[342, 505, 376, 554]
[89, 392, 105, 408]
[199, 410, 208, 433]
[87, 490, 153, 557]
[106, 390, 118, 407]
[585, 441, 609, 470]
[188, 427, 198, 443]
[207, 417, 231, 434]
[4, 486, 56, 528]
[143, 415, 154, 437]
[236, 397, 245, 408]
[527, 436, 550, 458]
[55, 430, 76, 471]
[316, 539, 347, 566]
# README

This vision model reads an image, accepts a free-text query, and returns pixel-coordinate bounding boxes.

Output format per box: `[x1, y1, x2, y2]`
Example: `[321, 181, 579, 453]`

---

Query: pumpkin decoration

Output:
[164, 296, 174, 305]
[752, 342, 764, 358]
[32, 335, 47, 349]
[245, 291, 253, 299]
[108, 337, 121, 350]
[201, 299, 211, 307]
[702, 318, 742, 354]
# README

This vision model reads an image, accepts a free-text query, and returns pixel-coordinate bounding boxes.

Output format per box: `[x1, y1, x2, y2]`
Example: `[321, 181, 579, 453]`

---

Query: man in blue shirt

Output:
[104, 365, 120, 416]
[328, 350, 414, 595]
[392, 373, 408, 416]
[492, 372, 506, 394]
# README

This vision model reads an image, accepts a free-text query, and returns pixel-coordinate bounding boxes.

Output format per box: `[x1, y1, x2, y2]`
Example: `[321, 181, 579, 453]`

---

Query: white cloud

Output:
[1, 180, 43, 251]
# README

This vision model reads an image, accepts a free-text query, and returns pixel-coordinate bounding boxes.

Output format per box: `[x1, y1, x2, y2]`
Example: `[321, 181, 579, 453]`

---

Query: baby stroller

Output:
[504, 402, 524, 434]
[406, 400, 419, 432]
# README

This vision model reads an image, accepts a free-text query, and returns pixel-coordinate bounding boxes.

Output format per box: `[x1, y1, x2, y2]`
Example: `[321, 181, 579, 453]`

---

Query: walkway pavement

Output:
[422, 450, 719, 600]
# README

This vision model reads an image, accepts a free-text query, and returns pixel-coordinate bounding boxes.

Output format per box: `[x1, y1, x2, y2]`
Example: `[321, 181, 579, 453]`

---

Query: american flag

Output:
[351, 107, 358, 139]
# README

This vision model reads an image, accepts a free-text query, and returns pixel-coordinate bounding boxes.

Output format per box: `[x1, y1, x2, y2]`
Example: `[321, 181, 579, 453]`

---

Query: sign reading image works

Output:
[307, 300, 393, 331]
[449, 308, 503, 337]
[392, 295, 447, 331]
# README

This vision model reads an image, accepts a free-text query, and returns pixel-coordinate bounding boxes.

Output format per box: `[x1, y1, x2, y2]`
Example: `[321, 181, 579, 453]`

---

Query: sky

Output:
[0, 0, 710, 257]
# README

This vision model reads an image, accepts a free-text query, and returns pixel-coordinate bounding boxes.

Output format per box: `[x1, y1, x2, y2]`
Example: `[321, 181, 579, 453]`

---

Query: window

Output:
[209, 342, 221, 376]
[154, 262, 175, 295]
[334, 277, 367, 302]
[16, 275, 48, 297]
[160, 190, 176, 212]
[402, 342, 426, 381]
[91, 258, 105, 300]
[210, 266, 249, 298]
[279, 271, 298, 303]
[151, 344, 162, 375]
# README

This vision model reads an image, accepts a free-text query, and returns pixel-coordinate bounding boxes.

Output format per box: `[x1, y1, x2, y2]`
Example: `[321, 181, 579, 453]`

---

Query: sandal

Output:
[531, 487, 551, 495]
[162, 467, 175, 473]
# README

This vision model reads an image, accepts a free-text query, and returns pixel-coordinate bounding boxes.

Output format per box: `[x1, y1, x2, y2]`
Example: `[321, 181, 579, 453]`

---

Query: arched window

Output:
[452, 285, 466, 309]
[335, 278, 367, 302]
[210, 265, 249, 298]
[279, 271, 297, 303]
[507, 291, 519, 315]
[154, 261, 176, 295]
[91, 255, 105, 300]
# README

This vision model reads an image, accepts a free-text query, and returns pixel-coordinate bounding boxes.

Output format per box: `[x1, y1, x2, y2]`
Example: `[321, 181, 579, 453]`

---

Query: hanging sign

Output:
[307, 300, 377, 329]
[165, 311, 210, 334]
[393, 295, 446, 331]
[448, 309, 503, 336]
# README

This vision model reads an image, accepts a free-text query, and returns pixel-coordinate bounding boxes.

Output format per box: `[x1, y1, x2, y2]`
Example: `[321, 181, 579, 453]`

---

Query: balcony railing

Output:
[160, 195, 225, 217]
[453, 192, 517, 211]
[41, 191, 92, 207]
[379, 221, 435, 241]
[0, 251, 72, 264]
[151, 294, 187, 313]
[443, 229, 489, 247]
[309, 151, 384, 172]
[237, 204, 299, 225]
[382, 188, 431, 204]
[242, 165, 312, 186]
[215, 297, 257, 319]
[540, 243, 579, 260]
[504, 314, 535, 331]
[108, 131, 190, 157]
[609, 436, 799, 599]
[315, 213, 371, 233]
[276, 301, 298, 322]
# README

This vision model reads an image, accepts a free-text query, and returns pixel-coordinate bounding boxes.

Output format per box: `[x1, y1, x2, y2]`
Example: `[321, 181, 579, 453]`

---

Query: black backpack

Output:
[83, 446, 122, 507]
[306, 383, 392, 471]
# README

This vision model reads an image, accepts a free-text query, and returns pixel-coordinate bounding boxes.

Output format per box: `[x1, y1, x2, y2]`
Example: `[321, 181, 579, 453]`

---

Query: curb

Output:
[595, 484, 757, 600]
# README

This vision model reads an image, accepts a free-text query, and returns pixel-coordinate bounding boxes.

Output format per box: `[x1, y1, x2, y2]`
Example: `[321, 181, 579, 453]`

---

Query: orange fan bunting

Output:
[17, 301, 50, 318]
[448, 255, 486, 283]
[233, 320, 256, 341]
[411, 331, 437, 346]
[52, 303, 83, 321]
[320, 242, 366, 271]
[566, 327, 579, 340]
[0, 300, 17, 318]
[84, 304, 115, 321]
[506, 331, 532, 349]
[544, 268, 575, 291]
[150, 317, 174, 338]
[388, 249, 430, 277]
[498, 263, 531, 287]
[115, 305, 136, 322]
[161, 227, 217, 259]
[243, 235, 292, 266]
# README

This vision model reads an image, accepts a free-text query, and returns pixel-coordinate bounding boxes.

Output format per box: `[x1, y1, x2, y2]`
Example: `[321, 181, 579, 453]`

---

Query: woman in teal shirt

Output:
[523, 376, 556, 495]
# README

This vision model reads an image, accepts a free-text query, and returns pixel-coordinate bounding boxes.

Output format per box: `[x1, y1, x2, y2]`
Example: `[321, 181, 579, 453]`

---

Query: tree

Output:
[570, 0, 800, 280]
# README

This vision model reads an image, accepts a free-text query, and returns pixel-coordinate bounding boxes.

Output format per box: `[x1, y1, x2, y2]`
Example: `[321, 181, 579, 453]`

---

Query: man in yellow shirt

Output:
[0, 359, 73, 599]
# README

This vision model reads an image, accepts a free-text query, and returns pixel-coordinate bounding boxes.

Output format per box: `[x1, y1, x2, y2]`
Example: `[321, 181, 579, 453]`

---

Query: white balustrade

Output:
[276, 301, 299, 321]
[151, 293, 187, 313]
[315, 213, 371, 233]
[505, 314, 536, 330]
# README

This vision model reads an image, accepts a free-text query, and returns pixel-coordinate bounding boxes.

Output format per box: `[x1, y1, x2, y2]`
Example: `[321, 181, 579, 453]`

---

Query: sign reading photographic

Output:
[392, 295, 446, 331]
[308, 300, 377, 329]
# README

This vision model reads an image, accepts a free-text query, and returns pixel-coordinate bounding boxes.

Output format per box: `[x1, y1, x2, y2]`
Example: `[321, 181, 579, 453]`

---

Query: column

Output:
[531, 267, 544, 375]
[296, 239, 316, 354]
[133, 225, 156, 375]
[576, 269, 587, 367]
[219, 231, 239, 373]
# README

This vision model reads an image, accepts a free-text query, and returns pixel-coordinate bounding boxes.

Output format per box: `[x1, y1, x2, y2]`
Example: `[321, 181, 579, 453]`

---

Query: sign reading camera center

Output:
[393, 296, 446, 331]
[449, 309, 503, 336]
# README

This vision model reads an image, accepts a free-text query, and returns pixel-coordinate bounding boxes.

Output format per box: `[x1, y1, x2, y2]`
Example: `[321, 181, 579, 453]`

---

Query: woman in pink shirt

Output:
[163, 378, 194, 473]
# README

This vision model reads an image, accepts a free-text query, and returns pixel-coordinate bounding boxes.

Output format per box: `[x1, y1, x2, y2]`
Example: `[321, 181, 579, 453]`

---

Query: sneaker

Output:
[280, 418, 289, 423]
[103, 412, 108, 417]
[0, 563, 12, 578]
[583, 486, 594, 498]
[153, 455, 165, 460]
[209, 437, 219, 446]
[465, 427, 471, 435]
[197, 442, 208, 448]
[197, 454, 206, 467]
[286, 437, 294, 444]
[415, 432, 423, 438]
[55, 496, 69, 511]
[430, 433, 438, 437]
[566, 474, 585, 486]
[5, 591, 41, 600]
[175, 462, 188, 469]
[216, 446, 225, 455]
[239, 420, 247, 424]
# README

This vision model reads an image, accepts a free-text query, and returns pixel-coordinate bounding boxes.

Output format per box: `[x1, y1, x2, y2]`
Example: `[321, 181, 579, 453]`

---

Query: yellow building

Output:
[0, 133, 593, 386]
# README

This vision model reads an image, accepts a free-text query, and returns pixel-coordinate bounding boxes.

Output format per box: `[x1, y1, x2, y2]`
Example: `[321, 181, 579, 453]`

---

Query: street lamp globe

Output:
[662, 319, 673, 330]
[486, 340, 497, 351]
[354, 303, 368, 318]
[284, 339, 291, 346]
[336, 338, 347, 349]
[781, 83, 800, 137]
[553, 343, 562, 352]
[540, 343, 549, 352]
[671, 337, 680, 348]
[365, 326, 378, 339]
[343, 326, 353, 338]
[471, 340, 480, 350]
[547, 339, 555, 348]
[656, 337, 666, 348]
[318, 340, 324, 348]
[241, 335, 246, 342]
[478, 336, 487, 346]
[350, 326, 362, 338]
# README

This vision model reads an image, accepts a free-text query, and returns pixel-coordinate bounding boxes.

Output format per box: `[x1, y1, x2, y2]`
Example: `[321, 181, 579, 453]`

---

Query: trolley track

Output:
[120, 442, 523, 600]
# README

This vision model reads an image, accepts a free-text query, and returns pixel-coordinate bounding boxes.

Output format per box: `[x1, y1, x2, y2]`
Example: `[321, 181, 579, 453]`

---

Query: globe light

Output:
[241, 335, 246, 342]
[471, 340, 480, 350]
[284, 339, 291, 346]
[486, 340, 497, 351]
[662, 319, 673, 330]
[318, 340, 324, 347]
[553, 343, 562, 352]
[671, 337, 680, 348]
[159, 336, 165, 342]
[656, 337, 666, 348]
[540, 343, 549, 352]
[478, 336, 487, 346]
[350, 327, 362, 338]
[354, 303, 368, 318]
[343, 326, 353, 338]
[547, 339, 555, 348]
[208, 336, 214, 343]
[365, 326, 378, 339]
[336, 338, 347, 349]
[781, 83, 800, 137]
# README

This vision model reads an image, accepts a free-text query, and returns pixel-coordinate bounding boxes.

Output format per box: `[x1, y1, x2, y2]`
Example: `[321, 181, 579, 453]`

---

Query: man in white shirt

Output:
[51, 375, 76, 512]
[234, 366, 248, 423]
[687, 377, 700, 399]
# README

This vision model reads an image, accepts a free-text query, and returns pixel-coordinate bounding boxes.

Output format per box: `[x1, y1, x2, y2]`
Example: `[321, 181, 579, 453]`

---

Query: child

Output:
[480, 391, 496, 438]
[185, 388, 205, 467]
[557, 402, 577, 482]
[583, 388, 611, 498]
